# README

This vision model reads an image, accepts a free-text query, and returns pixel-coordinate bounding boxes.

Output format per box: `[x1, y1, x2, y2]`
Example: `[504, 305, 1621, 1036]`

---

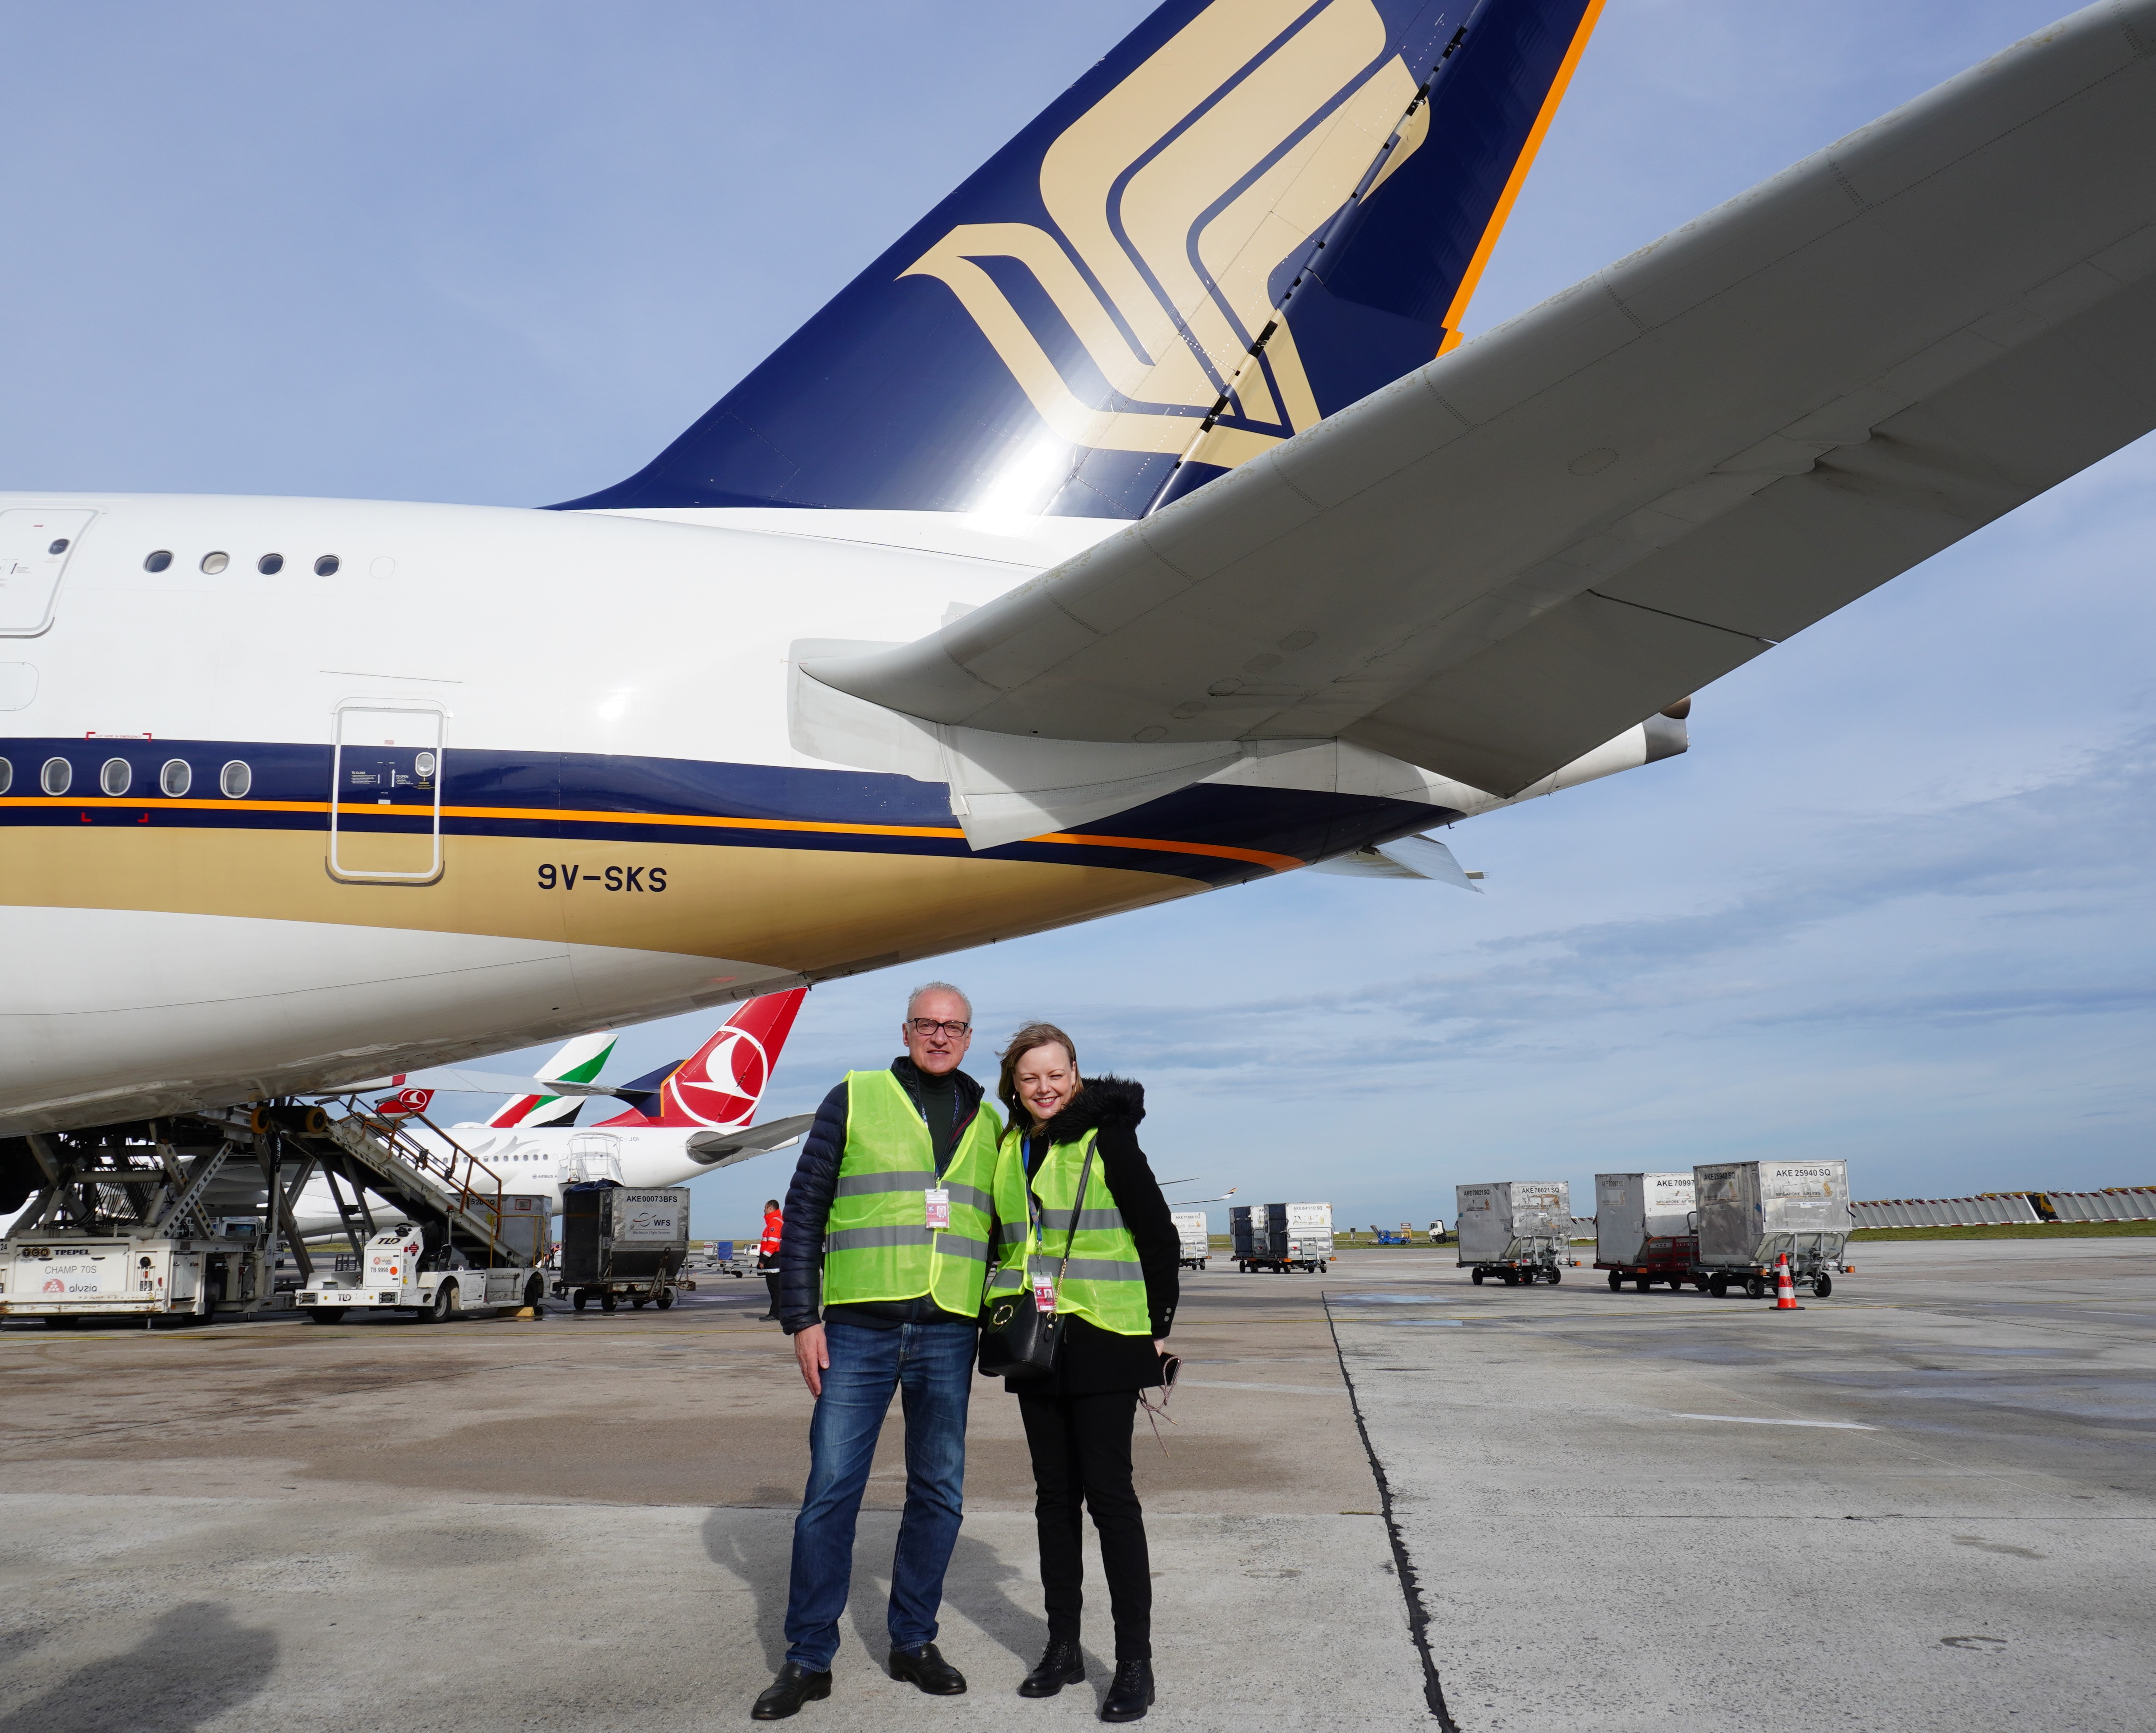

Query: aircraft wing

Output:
[805, 8, 2156, 800]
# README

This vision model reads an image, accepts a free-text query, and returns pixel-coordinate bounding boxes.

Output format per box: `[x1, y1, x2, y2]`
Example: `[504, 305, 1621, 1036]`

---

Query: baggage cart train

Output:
[1595, 1172, 1698, 1290]
[1694, 1161, 1851, 1297]
[1172, 1211, 1211, 1271]
[1232, 1202, 1332, 1272]
[1457, 1182, 1572, 1284]
[1591, 1161, 1854, 1298]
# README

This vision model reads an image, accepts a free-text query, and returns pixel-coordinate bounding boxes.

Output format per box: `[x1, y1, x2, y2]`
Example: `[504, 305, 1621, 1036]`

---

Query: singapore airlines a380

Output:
[5, 0, 2156, 1152]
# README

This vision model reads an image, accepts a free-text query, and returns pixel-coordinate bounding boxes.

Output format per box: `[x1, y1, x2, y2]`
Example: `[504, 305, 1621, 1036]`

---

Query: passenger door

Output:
[0, 508, 97, 635]
[330, 701, 446, 882]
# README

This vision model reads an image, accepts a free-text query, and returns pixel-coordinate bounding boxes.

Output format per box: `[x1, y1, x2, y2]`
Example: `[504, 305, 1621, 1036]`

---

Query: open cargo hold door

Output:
[330, 701, 445, 883]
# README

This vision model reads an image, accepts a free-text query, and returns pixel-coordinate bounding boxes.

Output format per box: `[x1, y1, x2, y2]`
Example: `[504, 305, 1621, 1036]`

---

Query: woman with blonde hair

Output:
[985, 1021, 1178, 1721]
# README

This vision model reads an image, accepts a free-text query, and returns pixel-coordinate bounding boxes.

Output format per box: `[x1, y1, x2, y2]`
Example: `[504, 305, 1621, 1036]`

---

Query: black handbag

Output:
[978, 1140, 1097, 1378]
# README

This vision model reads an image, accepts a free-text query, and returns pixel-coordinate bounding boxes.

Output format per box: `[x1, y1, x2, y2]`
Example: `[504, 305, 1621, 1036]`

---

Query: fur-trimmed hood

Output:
[1033, 1074, 1144, 1140]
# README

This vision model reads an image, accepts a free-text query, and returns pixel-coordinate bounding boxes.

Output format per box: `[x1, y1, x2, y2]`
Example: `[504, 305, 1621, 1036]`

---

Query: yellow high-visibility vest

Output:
[822, 1069, 1002, 1315]
[988, 1121, 1149, 1336]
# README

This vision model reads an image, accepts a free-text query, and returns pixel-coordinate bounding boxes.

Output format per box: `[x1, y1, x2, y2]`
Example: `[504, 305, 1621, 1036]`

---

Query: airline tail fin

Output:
[602, 989, 809, 1131]
[486, 1030, 618, 1127]
[558, 0, 1603, 521]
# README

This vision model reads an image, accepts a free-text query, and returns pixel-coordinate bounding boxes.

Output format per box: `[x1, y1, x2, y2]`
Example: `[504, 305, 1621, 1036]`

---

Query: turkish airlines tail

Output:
[600, 989, 808, 1131]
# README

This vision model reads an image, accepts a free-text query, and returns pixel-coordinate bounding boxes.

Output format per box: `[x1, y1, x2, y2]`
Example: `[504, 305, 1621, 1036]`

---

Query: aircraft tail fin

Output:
[556, 0, 1604, 521]
[486, 1030, 618, 1127]
[606, 989, 809, 1131]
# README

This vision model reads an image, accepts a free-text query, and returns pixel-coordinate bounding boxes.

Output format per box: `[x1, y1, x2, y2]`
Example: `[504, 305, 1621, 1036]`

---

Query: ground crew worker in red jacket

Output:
[758, 1199, 784, 1321]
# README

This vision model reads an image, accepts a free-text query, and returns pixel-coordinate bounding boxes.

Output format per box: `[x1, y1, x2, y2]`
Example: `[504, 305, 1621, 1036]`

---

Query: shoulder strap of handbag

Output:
[1051, 1139, 1099, 1294]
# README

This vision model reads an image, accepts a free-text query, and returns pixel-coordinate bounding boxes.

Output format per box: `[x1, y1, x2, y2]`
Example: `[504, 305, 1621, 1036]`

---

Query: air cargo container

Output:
[556, 1183, 691, 1310]
[1230, 1202, 1331, 1272]
[1456, 1182, 1571, 1285]
[1694, 1161, 1853, 1298]
[1595, 1172, 1699, 1292]
[1172, 1212, 1211, 1270]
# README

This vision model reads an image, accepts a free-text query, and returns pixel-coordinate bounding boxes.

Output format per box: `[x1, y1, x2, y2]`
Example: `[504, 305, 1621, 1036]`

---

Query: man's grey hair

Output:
[905, 980, 973, 1021]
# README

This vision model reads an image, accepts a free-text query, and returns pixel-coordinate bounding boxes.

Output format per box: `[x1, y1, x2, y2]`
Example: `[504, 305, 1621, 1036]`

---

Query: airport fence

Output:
[1850, 1188, 2156, 1228]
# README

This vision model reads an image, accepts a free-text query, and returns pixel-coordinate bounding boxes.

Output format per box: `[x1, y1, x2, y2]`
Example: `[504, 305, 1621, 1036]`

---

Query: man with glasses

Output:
[754, 982, 1004, 1720]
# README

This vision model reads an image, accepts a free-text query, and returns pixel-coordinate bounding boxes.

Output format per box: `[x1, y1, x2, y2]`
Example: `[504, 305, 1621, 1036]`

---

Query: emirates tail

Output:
[598, 989, 807, 1131]
[485, 1029, 618, 1127]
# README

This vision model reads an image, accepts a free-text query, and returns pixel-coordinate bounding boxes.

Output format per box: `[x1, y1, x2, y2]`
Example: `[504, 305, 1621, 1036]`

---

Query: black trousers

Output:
[1017, 1389, 1150, 1660]
[758, 1253, 781, 1317]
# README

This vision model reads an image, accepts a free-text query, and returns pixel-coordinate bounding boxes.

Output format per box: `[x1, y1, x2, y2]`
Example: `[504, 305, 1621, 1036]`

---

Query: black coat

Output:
[1005, 1075, 1180, 1398]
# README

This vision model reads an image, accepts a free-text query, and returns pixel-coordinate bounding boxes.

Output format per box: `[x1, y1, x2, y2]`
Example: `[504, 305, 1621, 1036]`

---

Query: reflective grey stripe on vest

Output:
[827, 1225, 933, 1253]
[834, 1169, 938, 1197]
[989, 1267, 1025, 1290]
[1029, 1255, 1143, 1282]
[946, 1182, 994, 1214]
[828, 1224, 992, 1256]
[1053, 1210, 1125, 1233]
[997, 1223, 1029, 1247]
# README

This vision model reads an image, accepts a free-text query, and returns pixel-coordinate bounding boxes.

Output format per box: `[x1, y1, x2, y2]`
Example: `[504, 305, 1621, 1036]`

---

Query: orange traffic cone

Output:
[1773, 1253, 1801, 1310]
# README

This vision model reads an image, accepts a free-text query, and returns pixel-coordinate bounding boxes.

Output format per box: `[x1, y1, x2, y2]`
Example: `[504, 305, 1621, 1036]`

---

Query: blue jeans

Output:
[784, 1320, 975, 1671]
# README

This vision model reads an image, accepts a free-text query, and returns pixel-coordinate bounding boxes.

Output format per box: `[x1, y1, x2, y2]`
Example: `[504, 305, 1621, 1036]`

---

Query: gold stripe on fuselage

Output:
[0, 797, 1303, 873]
[0, 826, 1203, 973]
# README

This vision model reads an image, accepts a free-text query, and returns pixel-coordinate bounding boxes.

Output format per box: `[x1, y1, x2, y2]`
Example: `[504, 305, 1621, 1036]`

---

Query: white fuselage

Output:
[281, 1120, 750, 1237]
[0, 494, 1653, 1137]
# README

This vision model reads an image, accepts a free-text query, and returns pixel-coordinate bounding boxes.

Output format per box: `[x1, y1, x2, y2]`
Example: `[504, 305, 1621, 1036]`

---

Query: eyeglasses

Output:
[906, 1018, 972, 1038]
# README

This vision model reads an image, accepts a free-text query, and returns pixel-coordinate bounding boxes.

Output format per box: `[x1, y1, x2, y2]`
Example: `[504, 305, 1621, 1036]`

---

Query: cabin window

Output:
[144, 550, 173, 573]
[314, 555, 339, 576]
[258, 553, 284, 575]
[0, 758, 12, 795]
[100, 758, 132, 796]
[160, 759, 192, 797]
[47, 539, 68, 555]
[219, 760, 252, 799]
[200, 552, 229, 574]
[41, 757, 71, 795]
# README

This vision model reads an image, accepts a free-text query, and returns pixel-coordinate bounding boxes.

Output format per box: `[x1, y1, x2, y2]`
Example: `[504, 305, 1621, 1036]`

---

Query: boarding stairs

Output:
[313, 1107, 522, 1268]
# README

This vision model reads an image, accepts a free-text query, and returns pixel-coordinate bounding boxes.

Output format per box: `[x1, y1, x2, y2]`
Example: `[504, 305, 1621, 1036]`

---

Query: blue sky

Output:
[8, 2, 2150, 1235]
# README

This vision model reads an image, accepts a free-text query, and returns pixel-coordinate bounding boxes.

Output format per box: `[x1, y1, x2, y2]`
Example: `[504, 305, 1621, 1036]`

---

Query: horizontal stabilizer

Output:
[1312, 832, 1483, 888]
[805, 9, 2156, 796]
[396, 1070, 624, 1100]
[684, 1112, 818, 1169]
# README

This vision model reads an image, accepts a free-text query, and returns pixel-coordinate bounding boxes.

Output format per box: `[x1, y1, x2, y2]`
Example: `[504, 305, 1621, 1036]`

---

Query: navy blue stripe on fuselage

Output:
[0, 738, 1457, 885]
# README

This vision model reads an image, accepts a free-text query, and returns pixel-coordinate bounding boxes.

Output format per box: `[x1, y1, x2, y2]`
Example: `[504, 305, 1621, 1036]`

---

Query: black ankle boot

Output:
[1100, 1659, 1153, 1721]
[1017, 1635, 1085, 1698]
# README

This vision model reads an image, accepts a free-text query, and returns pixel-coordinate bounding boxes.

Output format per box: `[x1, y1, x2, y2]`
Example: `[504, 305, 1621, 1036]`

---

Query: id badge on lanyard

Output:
[924, 1188, 950, 1231]
[1033, 1271, 1057, 1314]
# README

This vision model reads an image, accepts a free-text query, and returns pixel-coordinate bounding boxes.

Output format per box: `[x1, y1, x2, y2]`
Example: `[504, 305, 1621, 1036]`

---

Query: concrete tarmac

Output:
[0, 1239, 2148, 1730]
[1331, 1239, 2156, 1731]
